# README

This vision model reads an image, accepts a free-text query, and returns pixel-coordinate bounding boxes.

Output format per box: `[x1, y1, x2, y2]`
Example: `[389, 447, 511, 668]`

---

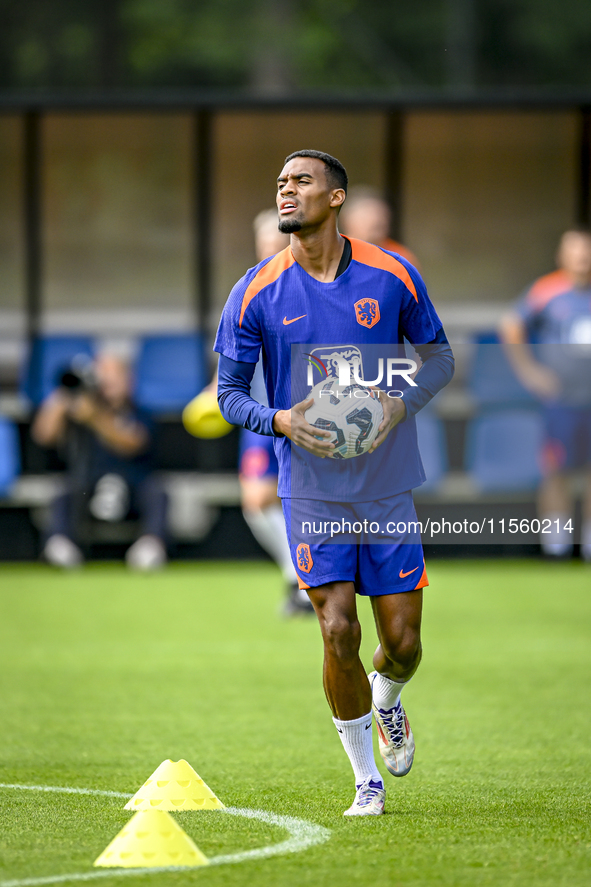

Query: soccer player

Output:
[340, 186, 421, 272]
[215, 150, 454, 815]
[500, 228, 591, 561]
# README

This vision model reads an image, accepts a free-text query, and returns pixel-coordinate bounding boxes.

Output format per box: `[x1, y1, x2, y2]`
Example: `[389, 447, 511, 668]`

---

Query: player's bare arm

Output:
[500, 311, 561, 398]
[272, 396, 335, 458]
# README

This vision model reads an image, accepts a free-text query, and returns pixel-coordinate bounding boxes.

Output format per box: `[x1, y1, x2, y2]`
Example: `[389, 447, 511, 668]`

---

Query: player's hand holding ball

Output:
[274, 379, 403, 459]
[369, 387, 406, 452]
[272, 397, 335, 458]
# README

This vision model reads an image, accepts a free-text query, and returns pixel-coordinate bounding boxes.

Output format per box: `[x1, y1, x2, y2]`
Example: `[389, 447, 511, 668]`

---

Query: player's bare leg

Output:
[538, 472, 574, 557]
[369, 590, 423, 776]
[371, 589, 423, 682]
[241, 478, 313, 614]
[307, 580, 385, 815]
[307, 580, 370, 718]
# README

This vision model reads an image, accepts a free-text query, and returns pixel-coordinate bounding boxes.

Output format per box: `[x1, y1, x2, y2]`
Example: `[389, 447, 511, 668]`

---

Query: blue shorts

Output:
[541, 406, 591, 473]
[239, 429, 278, 480]
[282, 492, 427, 597]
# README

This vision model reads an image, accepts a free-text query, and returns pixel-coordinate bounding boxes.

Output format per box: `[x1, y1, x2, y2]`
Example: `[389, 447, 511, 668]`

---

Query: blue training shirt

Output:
[214, 236, 449, 502]
[515, 273, 591, 407]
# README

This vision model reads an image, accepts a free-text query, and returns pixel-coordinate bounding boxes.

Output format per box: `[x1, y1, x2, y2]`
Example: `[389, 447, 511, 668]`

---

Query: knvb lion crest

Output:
[354, 298, 380, 329]
[296, 543, 313, 573]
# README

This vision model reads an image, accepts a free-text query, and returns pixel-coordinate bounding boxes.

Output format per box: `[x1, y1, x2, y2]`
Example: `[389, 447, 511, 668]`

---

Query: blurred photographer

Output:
[32, 352, 167, 570]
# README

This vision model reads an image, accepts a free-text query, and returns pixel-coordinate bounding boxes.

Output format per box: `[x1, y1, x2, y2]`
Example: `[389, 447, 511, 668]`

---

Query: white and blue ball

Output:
[305, 378, 383, 459]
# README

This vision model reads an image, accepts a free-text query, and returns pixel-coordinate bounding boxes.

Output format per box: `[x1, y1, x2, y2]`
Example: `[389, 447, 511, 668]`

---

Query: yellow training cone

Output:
[124, 759, 225, 811]
[93, 809, 208, 868]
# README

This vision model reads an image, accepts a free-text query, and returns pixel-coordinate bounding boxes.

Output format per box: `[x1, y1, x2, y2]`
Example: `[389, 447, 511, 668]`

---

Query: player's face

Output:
[276, 157, 344, 234]
[558, 232, 591, 281]
[255, 222, 289, 262]
[342, 198, 390, 244]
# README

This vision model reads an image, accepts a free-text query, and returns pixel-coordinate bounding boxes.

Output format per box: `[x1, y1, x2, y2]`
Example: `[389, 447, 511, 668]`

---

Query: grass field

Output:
[0, 559, 590, 887]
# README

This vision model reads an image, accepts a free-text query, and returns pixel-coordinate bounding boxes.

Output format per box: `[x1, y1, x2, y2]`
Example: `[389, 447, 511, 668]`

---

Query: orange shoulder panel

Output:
[526, 269, 573, 311]
[349, 237, 418, 302]
[239, 247, 295, 328]
[380, 238, 422, 273]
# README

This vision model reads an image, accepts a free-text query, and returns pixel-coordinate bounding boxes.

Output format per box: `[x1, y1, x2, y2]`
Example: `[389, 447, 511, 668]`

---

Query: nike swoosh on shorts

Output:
[399, 566, 419, 579]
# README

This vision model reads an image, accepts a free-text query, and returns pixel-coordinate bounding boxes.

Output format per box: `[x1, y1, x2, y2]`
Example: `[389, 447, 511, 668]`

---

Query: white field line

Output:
[0, 783, 331, 887]
[0, 785, 131, 800]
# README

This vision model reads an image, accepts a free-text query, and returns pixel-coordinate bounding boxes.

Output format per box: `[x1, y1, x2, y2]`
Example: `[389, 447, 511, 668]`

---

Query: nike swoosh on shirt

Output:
[399, 566, 419, 579]
[283, 314, 307, 325]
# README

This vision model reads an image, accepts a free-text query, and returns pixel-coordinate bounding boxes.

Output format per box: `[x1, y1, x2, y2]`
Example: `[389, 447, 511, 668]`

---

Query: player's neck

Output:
[571, 274, 591, 288]
[290, 226, 345, 283]
[563, 268, 591, 288]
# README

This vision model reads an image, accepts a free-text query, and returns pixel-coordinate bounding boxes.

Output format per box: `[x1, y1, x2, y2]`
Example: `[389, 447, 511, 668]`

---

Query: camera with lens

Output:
[58, 358, 98, 394]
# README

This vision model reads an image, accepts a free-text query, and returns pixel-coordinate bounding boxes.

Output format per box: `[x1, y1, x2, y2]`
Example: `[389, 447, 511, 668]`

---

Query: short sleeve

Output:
[214, 268, 263, 364]
[513, 288, 538, 325]
[397, 258, 442, 345]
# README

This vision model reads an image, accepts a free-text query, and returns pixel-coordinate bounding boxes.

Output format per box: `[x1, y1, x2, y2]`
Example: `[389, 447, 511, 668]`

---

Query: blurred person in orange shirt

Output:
[500, 228, 591, 561]
[238, 209, 313, 614]
[340, 186, 421, 271]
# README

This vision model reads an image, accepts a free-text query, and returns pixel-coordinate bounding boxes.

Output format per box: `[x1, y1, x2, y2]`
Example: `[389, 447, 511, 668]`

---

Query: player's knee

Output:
[320, 611, 361, 660]
[382, 627, 421, 670]
[240, 480, 278, 512]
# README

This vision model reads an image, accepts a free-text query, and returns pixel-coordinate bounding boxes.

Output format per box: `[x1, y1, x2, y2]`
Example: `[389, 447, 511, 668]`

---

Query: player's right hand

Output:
[517, 362, 561, 400]
[272, 397, 335, 457]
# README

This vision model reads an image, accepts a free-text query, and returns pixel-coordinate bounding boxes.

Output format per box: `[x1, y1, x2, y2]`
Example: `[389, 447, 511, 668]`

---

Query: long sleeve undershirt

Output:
[217, 328, 454, 437]
[217, 357, 277, 436]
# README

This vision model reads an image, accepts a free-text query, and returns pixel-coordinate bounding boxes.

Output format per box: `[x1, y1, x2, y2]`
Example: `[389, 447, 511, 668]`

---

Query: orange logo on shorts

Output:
[296, 543, 313, 573]
[354, 298, 380, 329]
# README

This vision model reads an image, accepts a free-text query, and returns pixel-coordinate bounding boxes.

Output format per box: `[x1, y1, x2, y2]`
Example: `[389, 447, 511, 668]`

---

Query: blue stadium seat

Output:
[415, 409, 448, 492]
[21, 335, 95, 406]
[134, 333, 207, 413]
[469, 332, 536, 406]
[466, 407, 544, 492]
[0, 418, 20, 497]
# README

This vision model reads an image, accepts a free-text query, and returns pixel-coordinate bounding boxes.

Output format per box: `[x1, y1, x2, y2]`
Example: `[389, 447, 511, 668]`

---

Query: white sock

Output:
[332, 712, 383, 788]
[371, 673, 408, 711]
[582, 519, 591, 562]
[242, 505, 298, 583]
[540, 512, 573, 557]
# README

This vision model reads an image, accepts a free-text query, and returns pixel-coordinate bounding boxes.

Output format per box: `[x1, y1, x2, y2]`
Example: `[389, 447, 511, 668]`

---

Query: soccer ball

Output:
[304, 378, 384, 459]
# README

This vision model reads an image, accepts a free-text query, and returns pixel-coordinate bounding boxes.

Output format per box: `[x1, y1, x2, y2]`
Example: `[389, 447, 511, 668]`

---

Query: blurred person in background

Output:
[32, 352, 168, 570]
[340, 186, 421, 271]
[500, 228, 591, 561]
[237, 210, 314, 615]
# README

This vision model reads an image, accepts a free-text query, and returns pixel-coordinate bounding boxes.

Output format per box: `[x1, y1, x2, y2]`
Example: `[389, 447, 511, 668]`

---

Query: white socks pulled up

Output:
[242, 504, 298, 583]
[332, 712, 383, 788]
[540, 512, 573, 557]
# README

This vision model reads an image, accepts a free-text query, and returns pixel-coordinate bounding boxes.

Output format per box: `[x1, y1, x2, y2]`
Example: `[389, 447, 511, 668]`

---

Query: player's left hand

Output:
[369, 389, 406, 452]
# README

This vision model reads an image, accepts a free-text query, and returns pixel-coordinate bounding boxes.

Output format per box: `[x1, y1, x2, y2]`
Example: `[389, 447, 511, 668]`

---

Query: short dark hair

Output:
[284, 150, 348, 194]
